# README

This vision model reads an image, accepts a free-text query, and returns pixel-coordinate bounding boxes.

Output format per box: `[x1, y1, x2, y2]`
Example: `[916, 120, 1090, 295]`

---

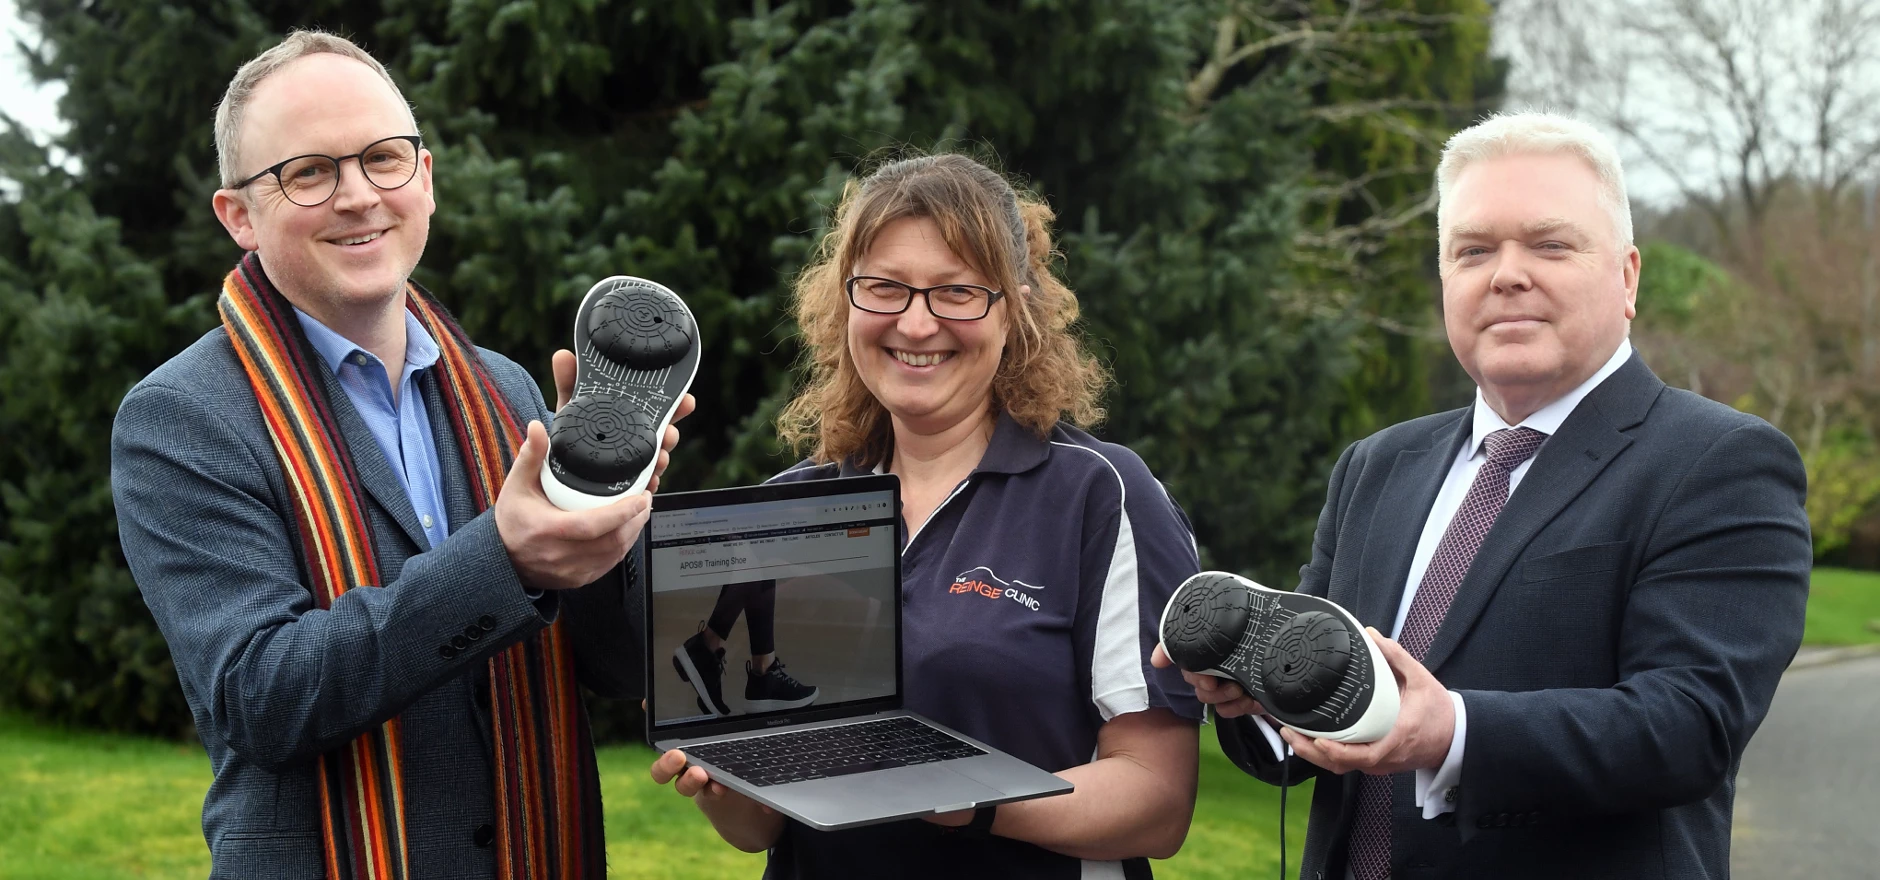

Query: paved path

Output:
[1732, 654, 1880, 879]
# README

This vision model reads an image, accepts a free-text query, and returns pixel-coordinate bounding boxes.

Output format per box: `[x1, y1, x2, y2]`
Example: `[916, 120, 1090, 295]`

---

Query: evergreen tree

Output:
[0, 129, 210, 733]
[2, 0, 1497, 733]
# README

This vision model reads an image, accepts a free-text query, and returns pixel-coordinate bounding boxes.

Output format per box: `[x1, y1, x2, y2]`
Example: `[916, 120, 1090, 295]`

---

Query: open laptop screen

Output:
[646, 480, 900, 732]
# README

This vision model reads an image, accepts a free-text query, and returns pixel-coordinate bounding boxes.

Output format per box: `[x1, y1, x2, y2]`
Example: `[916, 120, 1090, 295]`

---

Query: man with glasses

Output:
[110, 30, 686, 878]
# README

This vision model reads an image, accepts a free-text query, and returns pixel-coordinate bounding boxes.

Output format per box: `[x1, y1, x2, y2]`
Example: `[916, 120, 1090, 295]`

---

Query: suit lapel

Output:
[1419, 353, 1661, 673]
[419, 371, 500, 756]
[1347, 412, 1470, 630]
[316, 365, 432, 552]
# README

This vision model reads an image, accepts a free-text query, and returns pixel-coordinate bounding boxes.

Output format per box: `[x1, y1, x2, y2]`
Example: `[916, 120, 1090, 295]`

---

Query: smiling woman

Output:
[647, 151, 1209, 880]
[779, 153, 1107, 470]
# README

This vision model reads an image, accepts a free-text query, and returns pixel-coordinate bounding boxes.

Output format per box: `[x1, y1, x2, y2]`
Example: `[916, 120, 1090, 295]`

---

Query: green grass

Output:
[6, 570, 1871, 878]
[0, 712, 1305, 879]
[0, 713, 214, 880]
[1804, 567, 1880, 646]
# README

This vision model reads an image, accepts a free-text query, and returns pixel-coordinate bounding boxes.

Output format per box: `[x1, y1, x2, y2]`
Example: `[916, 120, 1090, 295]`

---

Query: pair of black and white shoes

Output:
[1158, 572, 1401, 743]
[540, 276, 700, 511]
[672, 624, 822, 718]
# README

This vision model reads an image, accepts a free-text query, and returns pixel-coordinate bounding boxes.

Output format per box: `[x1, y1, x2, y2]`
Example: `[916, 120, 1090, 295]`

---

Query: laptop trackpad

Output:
[857, 764, 999, 806]
[781, 764, 1001, 822]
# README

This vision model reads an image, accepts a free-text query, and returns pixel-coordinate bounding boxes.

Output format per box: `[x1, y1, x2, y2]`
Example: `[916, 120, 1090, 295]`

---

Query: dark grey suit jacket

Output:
[112, 327, 643, 879]
[1218, 352, 1810, 880]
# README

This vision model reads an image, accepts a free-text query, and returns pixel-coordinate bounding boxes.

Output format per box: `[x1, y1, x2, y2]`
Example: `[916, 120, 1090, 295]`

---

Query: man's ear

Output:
[212, 188, 260, 252]
[1621, 243, 1641, 320]
[418, 148, 436, 217]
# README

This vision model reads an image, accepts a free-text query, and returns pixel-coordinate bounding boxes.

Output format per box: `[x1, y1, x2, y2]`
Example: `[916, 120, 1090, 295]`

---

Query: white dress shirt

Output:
[1395, 337, 1632, 818]
[1251, 338, 1635, 824]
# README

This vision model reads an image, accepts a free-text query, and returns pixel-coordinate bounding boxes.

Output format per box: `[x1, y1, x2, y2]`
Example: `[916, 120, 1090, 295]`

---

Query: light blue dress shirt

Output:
[294, 308, 452, 550]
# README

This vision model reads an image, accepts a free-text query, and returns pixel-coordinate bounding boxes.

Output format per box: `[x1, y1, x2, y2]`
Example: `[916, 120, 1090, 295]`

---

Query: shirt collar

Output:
[1468, 338, 1633, 458]
[839, 410, 1051, 477]
[971, 410, 1051, 476]
[293, 307, 441, 375]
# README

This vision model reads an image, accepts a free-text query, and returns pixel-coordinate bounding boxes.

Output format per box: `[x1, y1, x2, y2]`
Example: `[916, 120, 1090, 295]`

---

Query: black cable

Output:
[1279, 739, 1289, 880]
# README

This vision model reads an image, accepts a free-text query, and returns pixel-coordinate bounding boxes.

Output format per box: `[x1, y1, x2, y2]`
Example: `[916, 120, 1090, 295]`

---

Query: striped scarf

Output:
[218, 252, 604, 879]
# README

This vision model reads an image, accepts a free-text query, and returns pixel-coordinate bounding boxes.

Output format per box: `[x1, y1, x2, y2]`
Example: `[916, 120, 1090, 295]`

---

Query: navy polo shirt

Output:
[762, 412, 1204, 880]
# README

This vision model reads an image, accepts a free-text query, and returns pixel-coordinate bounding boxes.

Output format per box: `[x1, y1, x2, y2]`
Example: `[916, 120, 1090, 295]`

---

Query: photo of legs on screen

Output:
[648, 493, 898, 726]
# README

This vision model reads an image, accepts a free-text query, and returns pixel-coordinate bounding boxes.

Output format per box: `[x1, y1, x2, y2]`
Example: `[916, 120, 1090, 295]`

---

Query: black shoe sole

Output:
[1158, 571, 1399, 743]
[541, 276, 699, 510]
[744, 688, 820, 713]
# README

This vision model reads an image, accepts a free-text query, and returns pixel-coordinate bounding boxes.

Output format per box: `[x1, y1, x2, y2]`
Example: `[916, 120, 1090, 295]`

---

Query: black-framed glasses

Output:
[231, 135, 423, 207]
[845, 275, 1006, 321]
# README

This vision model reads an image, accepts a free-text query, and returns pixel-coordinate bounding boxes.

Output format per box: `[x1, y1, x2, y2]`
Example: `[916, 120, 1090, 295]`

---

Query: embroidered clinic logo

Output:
[948, 566, 1044, 612]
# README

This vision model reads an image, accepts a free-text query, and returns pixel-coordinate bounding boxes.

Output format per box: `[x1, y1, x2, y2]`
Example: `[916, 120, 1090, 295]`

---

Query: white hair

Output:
[214, 30, 418, 189]
[1436, 110, 1634, 247]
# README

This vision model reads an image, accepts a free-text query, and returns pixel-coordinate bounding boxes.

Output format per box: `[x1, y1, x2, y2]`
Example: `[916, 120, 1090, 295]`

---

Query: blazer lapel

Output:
[1419, 353, 1662, 673]
[420, 371, 499, 755]
[1346, 411, 1470, 630]
[316, 365, 432, 552]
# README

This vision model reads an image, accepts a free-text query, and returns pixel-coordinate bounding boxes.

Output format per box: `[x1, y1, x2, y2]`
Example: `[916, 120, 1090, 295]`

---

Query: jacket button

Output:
[474, 823, 495, 848]
[463, 624, 482, 641]
[1495, 812, 1510, 827]
[439, 644, 459, 659]
[1476, 814, 1492, 829]
[477, 614, 497, 630]
[450, 634, 470, 650]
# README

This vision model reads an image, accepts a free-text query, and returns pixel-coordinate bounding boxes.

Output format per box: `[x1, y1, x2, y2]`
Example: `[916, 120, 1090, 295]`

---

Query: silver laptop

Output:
[644, 474, 1072, 831]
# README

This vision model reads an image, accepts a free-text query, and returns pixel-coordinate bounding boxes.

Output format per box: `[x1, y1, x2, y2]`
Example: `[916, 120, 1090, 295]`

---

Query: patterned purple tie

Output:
[1347, 427, 1545, 880]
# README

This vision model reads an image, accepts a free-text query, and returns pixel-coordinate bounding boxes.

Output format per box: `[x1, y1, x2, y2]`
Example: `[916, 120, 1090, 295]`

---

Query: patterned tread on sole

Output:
[543, 275, 700, 508]
[1258, 610, 1355, 714]
[1161, 572, 1374, 729]
[548, 396, 657, 486]
[588, 287, 694, 369]
[1162, 574, 1252, 673]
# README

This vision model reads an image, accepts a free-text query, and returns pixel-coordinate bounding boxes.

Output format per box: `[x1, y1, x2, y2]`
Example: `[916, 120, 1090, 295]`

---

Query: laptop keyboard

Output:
[685, 716, 986, 787]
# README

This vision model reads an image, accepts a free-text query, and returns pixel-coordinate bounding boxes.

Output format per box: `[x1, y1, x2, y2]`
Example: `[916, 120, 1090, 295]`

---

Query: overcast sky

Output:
[1, 1, 63, 139]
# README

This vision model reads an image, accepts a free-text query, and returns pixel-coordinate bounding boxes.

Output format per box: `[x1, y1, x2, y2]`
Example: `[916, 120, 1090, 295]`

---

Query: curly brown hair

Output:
[777, 152, 1108, 467]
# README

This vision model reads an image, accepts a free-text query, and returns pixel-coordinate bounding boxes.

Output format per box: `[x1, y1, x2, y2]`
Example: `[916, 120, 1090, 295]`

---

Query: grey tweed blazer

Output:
[112, 326, 643, 879]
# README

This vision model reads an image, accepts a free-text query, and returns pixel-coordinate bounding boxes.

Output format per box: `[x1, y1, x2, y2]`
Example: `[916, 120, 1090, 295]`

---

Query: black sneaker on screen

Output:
[672, 623, 730, 717]
[744, 657, 820, 713]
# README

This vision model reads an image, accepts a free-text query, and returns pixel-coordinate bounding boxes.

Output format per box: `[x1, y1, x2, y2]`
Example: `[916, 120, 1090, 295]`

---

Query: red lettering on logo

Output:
[948, 579, 1006, 600]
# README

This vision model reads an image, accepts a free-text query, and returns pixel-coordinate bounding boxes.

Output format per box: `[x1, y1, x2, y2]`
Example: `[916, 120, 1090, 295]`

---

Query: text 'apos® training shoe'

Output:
[1158, 571, 1399, 743]
[541, 276, 699, 511]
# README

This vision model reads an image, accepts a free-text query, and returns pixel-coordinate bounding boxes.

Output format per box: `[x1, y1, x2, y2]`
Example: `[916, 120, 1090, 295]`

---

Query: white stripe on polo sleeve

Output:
[1054, 440, 1150, 721]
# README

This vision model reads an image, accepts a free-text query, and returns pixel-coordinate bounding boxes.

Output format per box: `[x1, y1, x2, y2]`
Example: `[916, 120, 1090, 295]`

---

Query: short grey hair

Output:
[1436, 110, 1634, 247]
[214, 30, 418, 188]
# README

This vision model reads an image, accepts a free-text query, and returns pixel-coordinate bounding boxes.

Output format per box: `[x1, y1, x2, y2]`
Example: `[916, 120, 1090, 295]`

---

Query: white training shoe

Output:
[541, 276, 699, 511]
[1158, 571, 1399, 743]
